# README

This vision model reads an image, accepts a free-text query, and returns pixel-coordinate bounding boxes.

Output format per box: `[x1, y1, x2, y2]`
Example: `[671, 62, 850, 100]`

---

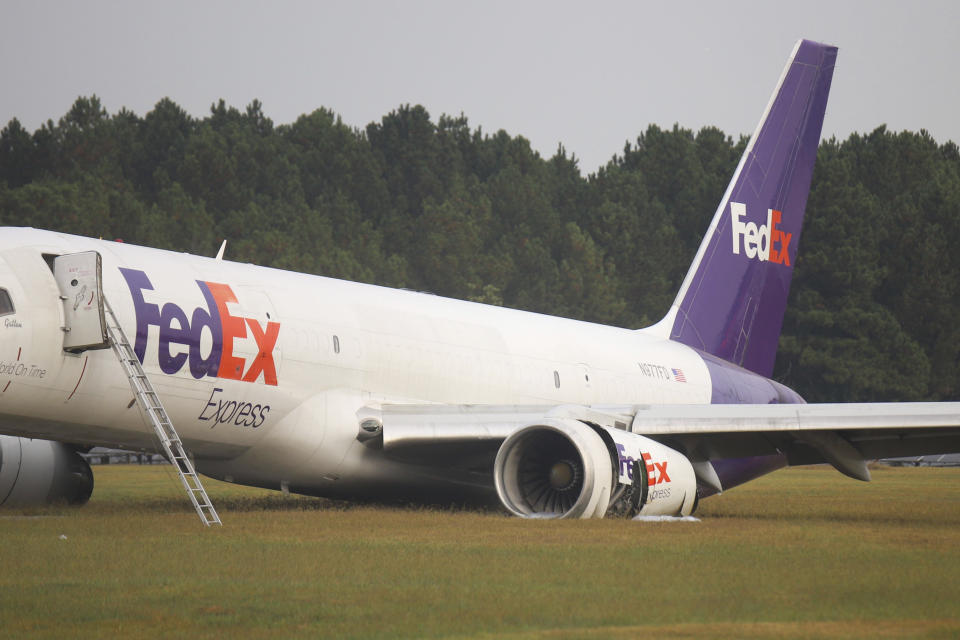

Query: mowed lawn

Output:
[1, 464, 958, 639]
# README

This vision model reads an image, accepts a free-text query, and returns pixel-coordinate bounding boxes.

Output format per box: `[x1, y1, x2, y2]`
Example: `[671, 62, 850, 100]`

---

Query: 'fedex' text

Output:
[730, 201, 792, 265]
[120, 268, 281, 385]
[616, 444, 671, 486]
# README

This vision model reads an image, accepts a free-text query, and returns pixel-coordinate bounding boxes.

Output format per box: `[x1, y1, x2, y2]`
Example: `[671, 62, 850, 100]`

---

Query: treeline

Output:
[1, 96, 958, 402]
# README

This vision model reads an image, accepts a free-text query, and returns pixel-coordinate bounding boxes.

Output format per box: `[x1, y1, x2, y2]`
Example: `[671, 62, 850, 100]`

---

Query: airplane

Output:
[1, 39, 958, 519]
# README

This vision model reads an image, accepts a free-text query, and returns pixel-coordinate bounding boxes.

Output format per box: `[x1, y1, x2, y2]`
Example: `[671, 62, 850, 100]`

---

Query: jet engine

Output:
[494, 418, 613, 518]
[493, 418, 697, 519]
[0, 435, 94, 506]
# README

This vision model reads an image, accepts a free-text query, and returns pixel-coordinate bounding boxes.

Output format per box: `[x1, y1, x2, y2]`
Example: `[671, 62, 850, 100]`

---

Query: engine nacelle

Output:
[0, 435, 94, 506]
[494, 418, 614, 519]
[601, 426, 698, 517]
[493, 419, 697, 519]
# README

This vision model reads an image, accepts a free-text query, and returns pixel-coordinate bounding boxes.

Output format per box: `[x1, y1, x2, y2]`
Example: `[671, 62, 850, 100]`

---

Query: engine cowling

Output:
[493, 419, 698, 519]
[602, 427, 698, 517]
[494, 418, 614, 519]
[0, 435, 94, 506]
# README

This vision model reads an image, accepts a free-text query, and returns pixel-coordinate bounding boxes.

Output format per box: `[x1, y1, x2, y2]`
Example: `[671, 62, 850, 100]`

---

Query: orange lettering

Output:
[242, 318, 281, 386]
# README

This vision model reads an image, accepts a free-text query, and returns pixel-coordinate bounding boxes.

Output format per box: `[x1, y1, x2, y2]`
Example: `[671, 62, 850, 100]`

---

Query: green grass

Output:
[1, 465, 958, 638]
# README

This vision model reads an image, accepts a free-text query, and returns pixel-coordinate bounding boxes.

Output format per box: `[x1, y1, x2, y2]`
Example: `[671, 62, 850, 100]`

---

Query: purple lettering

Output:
[119, 268, 161, 364]
[253, 405, 269, 428]
[616, 443, 635, 480]
[235, 403, 253, 426]
[191, 282, 223, 379]
[198, 387, 223, 424]
[219, 401, 239, 423]
[158, 303, 189, 374]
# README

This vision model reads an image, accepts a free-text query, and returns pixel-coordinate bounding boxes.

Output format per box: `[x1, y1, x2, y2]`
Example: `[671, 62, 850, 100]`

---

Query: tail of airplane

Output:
[652, 39, 838, 378]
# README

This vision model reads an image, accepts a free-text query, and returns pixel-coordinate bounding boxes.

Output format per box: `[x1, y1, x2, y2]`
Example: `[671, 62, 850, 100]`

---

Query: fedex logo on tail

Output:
[120, 268, 280, 386]
[730, 201, 792, 265]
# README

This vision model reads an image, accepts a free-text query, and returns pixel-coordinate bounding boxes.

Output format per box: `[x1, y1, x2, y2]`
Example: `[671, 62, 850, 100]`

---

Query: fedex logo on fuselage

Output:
[730, 201, 792, 265]
[119, 268, 280, 386]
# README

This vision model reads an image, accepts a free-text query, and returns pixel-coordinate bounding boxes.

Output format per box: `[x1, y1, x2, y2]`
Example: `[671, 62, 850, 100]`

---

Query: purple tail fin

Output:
[655, 39, 837, 377]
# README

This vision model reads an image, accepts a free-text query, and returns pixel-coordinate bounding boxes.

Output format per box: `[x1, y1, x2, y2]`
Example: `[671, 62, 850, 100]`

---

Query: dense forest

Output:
[1, 96, 958, 403]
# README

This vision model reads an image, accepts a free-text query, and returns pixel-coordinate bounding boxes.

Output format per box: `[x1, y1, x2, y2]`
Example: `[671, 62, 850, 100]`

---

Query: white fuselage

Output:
[0, 228, 711, 496]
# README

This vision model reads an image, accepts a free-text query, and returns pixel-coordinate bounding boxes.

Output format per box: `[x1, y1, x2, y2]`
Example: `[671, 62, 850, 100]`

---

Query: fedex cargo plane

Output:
[1, 40, 958, 520]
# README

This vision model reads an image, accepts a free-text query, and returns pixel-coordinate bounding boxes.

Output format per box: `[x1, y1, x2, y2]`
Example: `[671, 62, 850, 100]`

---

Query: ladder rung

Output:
[104, 293, 221, 527]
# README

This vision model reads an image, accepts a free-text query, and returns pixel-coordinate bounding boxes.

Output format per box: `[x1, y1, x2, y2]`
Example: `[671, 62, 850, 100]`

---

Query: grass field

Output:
[1, 464, 958, 639]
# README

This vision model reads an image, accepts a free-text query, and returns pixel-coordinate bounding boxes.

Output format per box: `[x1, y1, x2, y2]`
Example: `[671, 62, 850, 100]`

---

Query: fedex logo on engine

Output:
[730, 201, 792, 265]
[616, 444, 670, 486]
[120, 268, 280, 386]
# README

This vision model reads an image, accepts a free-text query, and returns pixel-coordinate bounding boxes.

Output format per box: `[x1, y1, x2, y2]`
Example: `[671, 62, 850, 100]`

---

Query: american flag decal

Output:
[672, 368, 687, 383]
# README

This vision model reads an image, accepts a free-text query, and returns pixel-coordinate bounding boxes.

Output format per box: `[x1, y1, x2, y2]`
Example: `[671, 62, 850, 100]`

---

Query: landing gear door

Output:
[53, 251, 109, 352]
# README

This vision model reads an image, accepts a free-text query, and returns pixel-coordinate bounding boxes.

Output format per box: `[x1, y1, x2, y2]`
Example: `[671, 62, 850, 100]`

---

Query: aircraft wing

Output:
[629, 402, 960, 478]
[364, 402, 960, 482]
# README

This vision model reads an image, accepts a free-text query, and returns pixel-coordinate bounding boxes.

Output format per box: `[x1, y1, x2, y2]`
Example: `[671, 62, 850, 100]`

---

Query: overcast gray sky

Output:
[2, 0, 957, 174]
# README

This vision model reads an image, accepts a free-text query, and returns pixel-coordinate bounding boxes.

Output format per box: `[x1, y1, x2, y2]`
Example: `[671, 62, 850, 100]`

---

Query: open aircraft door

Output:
[53, 251, 109, 352]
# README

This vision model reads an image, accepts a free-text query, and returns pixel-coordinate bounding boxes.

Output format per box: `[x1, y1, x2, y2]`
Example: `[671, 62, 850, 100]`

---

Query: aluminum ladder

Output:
[102, 297, 222, 526]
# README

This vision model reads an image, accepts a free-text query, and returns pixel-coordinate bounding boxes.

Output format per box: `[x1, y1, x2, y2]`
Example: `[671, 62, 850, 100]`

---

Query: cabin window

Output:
[333, 335, 340, 354]
[0, 289, 13, 316]
[554, 370, 560, 389]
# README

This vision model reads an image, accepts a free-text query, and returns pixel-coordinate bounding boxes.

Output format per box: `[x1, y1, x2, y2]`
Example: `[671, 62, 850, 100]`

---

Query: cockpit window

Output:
[0, 289, 13, 316]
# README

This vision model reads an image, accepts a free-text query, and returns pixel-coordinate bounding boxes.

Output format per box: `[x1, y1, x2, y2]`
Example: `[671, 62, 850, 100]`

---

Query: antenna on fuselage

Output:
[215, 239, 227, 261]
